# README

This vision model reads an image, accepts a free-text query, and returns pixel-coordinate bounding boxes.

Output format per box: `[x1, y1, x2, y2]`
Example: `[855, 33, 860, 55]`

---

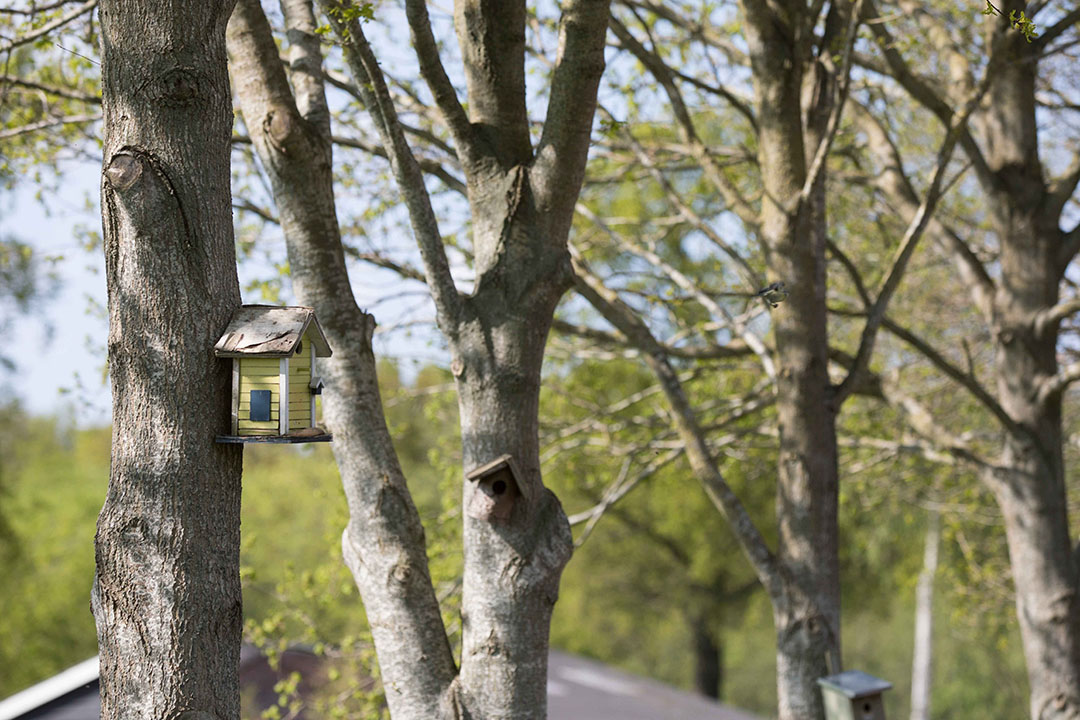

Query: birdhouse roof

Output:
[214, 305, 332, 358]
[816, 670, 892, 699]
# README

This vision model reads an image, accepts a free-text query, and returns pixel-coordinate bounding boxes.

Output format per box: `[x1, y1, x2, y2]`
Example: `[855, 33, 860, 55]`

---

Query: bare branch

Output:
[319, 0, 462, 330]
[331, 132, 467, 196]
[552, 318, 754, 360]
[1038, 361, 1080, 405]
[1034, 5, 1080, 51]
[0, 0, 98, 54]
[0, 112, 98, 140]
[577, 204, 776, 379]
[0, 0, 85, 15]
[606, 108, 761, 284]
[533, 0, 612, 241]
[850, 100, 995, 321]
[834, 78, 991, 407]
[1034, 298, 1080, 337]
[349, 250, 426, 283]
[0, 74, 100, 103]
[233, 199, 279, 225]
[401, 0, 483, 170]
[859, 0, 993, 188]
[608, 17, 759, 227]
[570, 246, 785, 598]
[832, 305, 1024, 439]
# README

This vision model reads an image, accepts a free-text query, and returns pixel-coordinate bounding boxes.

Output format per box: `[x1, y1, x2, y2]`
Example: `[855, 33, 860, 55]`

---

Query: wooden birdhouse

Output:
[817, 670, 892, 720]
[213, 305, 333, 444]
[466, 454, 530, 522]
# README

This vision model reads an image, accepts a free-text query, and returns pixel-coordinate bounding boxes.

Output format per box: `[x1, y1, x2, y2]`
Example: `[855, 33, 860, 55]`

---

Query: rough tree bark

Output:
[92, 0, 244, 717]
[227, 0, 611, 716]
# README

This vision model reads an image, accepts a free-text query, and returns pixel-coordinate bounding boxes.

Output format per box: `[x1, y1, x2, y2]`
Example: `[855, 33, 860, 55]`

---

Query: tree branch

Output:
[401, 0, 484, 170]
[834, 92, 981, 406]
[607, 16, 759, 228]
[280, 0, 330, 135]
[0, 74, 100, 103]
[577, 204, 775, 379]
[448, 0, 532, 165]
[859, 0, 994, 189]
[850, 100, 995, 321]
[832, 305, 1023, 438]
[0, 112, 98, 140]
[1034, 298, 1080, 337]
[1034, 5, 1080, 51]
[570, 247, 785, 599]
[797, 0, 864, 212]
[331, 132, 467, 196]
[319, 0, 463, 331]
[532, 0, 612, 243]
[552, 318, 754, 360]
[0, 0, 97, 54]
[1038, 361, 1080, 405]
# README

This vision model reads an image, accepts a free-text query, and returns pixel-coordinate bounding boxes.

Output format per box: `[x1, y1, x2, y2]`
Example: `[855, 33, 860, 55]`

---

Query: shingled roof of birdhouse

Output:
[213, 305, 332, 358]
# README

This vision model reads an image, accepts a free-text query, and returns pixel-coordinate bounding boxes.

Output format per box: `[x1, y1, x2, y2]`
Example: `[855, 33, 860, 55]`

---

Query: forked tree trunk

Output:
[93, 0, 244, 717]
[226, 0, 608, 715]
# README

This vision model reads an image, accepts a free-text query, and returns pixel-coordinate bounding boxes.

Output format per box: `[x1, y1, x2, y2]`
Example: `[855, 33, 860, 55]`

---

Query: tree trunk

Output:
[452, 226, 575, 718]
[977, 14, 1080, 718]
[741, 3, 842, 717]
[226, 4, 459, 716]
[691, 614, 722, 700]
[910, 511, 939, 720]
[93, 0, 244, 716]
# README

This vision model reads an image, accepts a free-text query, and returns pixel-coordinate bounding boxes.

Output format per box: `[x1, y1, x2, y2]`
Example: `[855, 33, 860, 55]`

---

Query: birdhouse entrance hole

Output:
[466, 454, 530, 523]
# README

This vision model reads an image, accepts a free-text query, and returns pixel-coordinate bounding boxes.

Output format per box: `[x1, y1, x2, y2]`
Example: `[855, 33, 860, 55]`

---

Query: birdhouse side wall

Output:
[237, 357, 282, 435]
[821, 690, 855, 720]
[288, 336, 313, 429]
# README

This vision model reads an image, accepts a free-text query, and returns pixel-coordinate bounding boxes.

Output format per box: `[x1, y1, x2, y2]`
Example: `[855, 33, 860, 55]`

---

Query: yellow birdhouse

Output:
[213, 305, 333, 444]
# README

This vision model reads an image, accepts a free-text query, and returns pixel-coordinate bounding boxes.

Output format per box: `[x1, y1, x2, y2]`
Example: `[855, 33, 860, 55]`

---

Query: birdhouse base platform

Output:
[215, 434, 333, 444]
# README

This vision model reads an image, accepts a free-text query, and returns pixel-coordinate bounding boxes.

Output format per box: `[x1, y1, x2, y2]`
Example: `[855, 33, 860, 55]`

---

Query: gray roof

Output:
[1, 651, 763, 720]
[214, 305, 332, 359]
[817, 670, 893, 699]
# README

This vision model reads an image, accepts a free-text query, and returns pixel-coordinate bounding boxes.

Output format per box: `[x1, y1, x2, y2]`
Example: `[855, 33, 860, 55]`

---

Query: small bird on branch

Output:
[756, 281, 789, 309]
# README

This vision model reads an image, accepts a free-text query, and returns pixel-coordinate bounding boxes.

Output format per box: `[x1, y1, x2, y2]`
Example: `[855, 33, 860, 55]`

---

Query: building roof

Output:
[214, 305, 332, 359]
[0, 656, 97, 720]
[0, 650, 763, 720]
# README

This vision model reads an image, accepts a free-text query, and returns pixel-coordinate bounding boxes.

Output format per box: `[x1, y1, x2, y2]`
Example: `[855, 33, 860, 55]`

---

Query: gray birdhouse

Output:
[213, 305, 333, 444]
[817, 671, 892, 720]
[466, 454, 529, 522]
